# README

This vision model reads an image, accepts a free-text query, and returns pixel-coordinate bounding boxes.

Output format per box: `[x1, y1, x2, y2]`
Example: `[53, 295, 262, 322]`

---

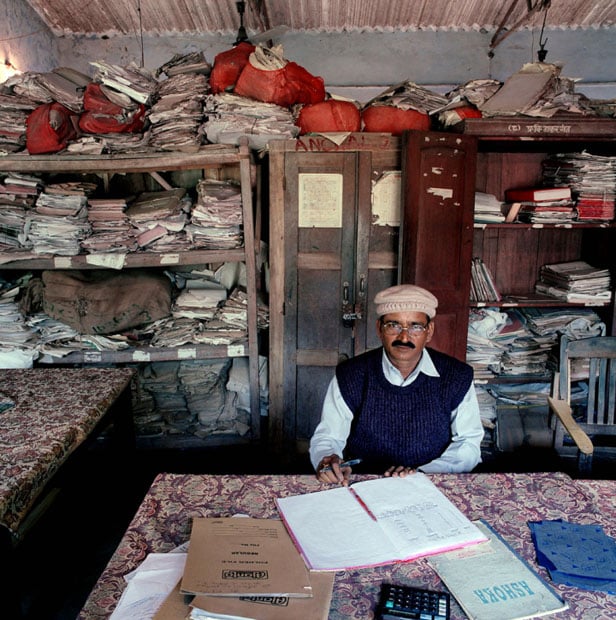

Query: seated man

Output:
[310, 284, 483, 485]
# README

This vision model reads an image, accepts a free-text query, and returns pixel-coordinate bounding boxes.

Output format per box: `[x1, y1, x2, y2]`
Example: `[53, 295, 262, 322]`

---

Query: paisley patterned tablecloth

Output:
[78, 472, 616, 619]
[0, 367, 135, 539]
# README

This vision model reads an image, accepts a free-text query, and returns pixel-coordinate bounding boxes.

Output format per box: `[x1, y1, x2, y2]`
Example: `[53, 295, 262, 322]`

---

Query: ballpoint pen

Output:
[320, 458, 362, 472]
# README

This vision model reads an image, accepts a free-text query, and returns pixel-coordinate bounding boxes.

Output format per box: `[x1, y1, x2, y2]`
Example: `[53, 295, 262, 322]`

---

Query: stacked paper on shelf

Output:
[474, 191, 505, 223]
[535, 260, 612, 303]
[188, 179, 244, 249]
[542, 152, 616, 222]
[149, 71, 208, 153]
[90, 60, 159, 105]
[202, 92, 299, 149]
[519, 306, 606, 339]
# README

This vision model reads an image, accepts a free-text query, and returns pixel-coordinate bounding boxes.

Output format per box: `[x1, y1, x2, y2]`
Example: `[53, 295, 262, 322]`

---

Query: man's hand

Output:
[316, 455, 352, 486]
[384, 465, 416, 478]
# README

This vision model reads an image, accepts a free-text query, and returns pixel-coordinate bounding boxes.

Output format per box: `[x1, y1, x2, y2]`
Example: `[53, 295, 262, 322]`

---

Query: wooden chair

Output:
[548, 335, 616, 474]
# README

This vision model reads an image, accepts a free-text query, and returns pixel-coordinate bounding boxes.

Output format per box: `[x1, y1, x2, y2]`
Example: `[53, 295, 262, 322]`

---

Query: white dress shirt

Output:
[309, 349, 484, 473]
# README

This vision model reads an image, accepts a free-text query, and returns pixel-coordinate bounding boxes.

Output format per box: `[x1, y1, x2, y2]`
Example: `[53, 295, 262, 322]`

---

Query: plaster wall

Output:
[2, 0, 616, 100]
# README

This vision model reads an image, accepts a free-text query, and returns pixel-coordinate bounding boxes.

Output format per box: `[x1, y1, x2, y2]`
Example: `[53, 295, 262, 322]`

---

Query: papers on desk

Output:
[428, 520, 568, 620]
[110, 517, 335, 620]
[153, 572, 335, 620]
[276, 474, 488, 571]
[181, 517, 313, 597]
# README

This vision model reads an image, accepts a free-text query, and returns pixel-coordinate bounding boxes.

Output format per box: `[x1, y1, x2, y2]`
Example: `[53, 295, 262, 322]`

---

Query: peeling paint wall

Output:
[1, 0, 59, 78]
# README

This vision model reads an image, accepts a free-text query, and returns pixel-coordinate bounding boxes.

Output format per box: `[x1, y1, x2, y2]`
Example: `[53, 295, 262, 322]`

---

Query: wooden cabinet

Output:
[0, 145, 262, 442]
[268, 134, 401, 455]
[462, 117, 616, 339]
[400, 130, 477, 361]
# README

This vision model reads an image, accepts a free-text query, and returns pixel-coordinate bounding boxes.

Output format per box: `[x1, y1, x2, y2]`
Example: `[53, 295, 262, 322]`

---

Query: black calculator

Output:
[376, 583, 450, 620]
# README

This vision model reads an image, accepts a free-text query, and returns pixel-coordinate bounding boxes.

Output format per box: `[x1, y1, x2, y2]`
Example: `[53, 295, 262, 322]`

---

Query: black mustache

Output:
[392, 340, 416, 349]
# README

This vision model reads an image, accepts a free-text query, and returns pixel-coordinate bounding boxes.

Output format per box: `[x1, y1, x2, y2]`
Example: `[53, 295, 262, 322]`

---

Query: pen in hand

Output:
[320, 458, 362, 472]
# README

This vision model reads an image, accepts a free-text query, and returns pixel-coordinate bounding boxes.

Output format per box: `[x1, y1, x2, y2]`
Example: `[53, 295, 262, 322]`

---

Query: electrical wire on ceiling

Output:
[489, 0, 552, 55]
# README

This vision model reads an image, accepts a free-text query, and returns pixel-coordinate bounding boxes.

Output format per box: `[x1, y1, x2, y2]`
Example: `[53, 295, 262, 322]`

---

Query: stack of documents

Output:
[0, 278, 39, 367]
[82, 196, 137, 254]
[126, 188, 191, 249]
[149, 72, 208, 153]
[90, 60, 159, 106]
[535, 260, 612, 303]
[202, 92, 299, 150]
[28, 210, 91, 256]
[188, 179, 244, 249]
[542, 152, 616, 222]
[473, 191, 505, 223]
[0, 91, 37, 153]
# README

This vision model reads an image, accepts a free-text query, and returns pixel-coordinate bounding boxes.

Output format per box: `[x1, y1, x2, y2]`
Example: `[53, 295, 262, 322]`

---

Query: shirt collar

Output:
[381, 347, 439, 385]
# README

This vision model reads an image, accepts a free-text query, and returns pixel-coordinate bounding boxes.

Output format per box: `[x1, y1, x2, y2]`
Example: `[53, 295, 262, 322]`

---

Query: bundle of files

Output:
[90, 60, 159, 106]
[0, 91, 37, 153]
[0, 174, 41, 250]
[518, 306, 606, 339]
[473, 191, 505, 223]
[187, 179, 244, 249]
[126, 188, 191, 250]
[0, 277, 39, 368]
[535, 260, 612, 303]
[81, 196, 137, 254]
[202, 92, 299, 150]
[31, 67, 91, 113]
[470, 257, 501, 302]
[28, 184, 92, 255]
[148, 71, 209, 152]
[542, 152, 616, 222]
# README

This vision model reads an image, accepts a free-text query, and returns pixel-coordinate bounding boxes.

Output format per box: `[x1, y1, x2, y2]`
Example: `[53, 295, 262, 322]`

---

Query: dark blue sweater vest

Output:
[337, 347, 473, 469]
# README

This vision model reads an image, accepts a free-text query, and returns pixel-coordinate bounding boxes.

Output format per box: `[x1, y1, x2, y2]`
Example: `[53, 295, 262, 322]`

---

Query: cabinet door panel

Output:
[281, 152, 360, 449]
[400, 131, 477, 361]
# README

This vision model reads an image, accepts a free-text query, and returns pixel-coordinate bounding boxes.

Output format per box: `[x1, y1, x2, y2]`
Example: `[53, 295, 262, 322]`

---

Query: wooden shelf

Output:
[0, 145, 248, 173]
[474, 222, 616, 230]
[0, 248, 246, 270]
[37, 341, 248, 365]
[471, 294, 613, 308]
[458, 116, 616, 141]
[0, 144, 262, 442]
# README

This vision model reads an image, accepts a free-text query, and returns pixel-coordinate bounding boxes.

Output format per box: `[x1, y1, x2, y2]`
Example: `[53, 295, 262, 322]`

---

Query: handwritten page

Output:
[276, 474, 487, 570]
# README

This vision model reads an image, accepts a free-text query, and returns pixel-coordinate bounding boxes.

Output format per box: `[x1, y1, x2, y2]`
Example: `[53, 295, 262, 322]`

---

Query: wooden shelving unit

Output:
[0, 143, 262, 441]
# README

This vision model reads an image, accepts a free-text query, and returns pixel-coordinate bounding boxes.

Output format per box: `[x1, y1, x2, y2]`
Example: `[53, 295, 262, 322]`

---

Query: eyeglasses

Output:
[380, 321, 428, 336]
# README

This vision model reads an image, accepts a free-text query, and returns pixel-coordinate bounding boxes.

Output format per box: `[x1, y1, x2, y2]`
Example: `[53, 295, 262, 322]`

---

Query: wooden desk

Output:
[78, 472, 616, 619]
[0, 367, 135, 545]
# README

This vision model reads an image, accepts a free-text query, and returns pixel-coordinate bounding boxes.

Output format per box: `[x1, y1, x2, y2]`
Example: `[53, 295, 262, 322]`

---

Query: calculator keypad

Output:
[377, 583, 450, 620]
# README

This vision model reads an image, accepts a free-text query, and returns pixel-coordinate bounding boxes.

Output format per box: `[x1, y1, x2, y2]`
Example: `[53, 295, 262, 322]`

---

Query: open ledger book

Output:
[276, 474, 487, 571]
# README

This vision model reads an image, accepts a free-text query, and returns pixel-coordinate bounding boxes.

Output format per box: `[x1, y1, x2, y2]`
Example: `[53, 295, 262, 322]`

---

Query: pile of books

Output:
[535, 260, 612, 303]
[504, 186, 575, 224]
[470, 257, 501, 302]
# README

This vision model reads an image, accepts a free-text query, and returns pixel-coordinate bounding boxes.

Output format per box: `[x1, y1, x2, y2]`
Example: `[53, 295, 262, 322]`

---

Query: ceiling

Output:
[23, 0, 616, 39]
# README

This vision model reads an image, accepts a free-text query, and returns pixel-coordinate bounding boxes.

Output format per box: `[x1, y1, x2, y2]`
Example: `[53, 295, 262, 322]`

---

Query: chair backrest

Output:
[557, 336, 616, 427]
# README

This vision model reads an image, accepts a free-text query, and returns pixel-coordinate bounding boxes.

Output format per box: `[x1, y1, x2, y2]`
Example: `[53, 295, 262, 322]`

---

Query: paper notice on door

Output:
[298, 173, 343, 228]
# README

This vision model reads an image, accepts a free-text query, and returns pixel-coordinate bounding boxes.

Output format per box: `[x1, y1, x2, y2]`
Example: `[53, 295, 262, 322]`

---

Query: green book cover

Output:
[428, 520, 567, 620]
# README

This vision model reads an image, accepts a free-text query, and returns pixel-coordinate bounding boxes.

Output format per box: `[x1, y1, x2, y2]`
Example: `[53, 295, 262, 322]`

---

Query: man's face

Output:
[376, 311, 434, 372]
